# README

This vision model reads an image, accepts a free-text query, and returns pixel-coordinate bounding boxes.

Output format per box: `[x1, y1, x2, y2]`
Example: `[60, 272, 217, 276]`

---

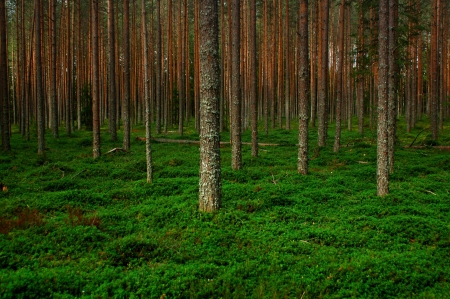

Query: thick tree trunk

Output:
[377, 0, 389, 196]
[388, 0, 398, 174]
[231, 0, 242, 170]
[199, 0, 221, 212]
[298, 0, 309, 175]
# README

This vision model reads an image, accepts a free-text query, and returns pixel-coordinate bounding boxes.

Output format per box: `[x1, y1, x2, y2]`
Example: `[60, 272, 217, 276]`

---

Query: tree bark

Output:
[357, 0, 365, 136]
[377, 0, 389, 196]
[142, 0, 153, 183]
[199, 0, 222, 212]
[155, 0, 162, 134]
[108, 0, 117, 141]
[298, 0, 309, 175]
[231, 0, 242, 170]
[284, 0, 290, 130]
[388, 0, 398, 174]
[250, 0, 258, 157]
[430, 0, 438, 140]
[0, 0, 9, 151]
[123, 0, 131, 151]
[92, 0, 101, 158]
[317, 0, 329, 147]
[49, 0, 58, 138]
[35, 0, 45, 156]
[333, 0, 345, 153]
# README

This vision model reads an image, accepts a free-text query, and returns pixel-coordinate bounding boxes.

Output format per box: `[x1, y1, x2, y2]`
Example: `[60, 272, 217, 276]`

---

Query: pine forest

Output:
[1, 0, 450, 298]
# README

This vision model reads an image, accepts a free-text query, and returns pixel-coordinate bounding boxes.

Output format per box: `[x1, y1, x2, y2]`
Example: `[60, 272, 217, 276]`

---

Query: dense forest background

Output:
[0, 0, 448, 148]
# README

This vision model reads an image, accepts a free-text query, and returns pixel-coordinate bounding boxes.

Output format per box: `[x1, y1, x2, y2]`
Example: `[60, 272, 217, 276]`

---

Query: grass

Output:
[0, 117, 449, 298]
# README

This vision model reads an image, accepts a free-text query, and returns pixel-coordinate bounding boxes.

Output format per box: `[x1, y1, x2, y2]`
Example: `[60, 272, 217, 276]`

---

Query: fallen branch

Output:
[71, 169, 85, 179]
[405, 146, 450, 151]
[139, 137, 281, 147]
[357, 161, 370, 164]
[408, 127, 430, 147]
[106, 148, 128, 154]
[425, 190, 437, 196]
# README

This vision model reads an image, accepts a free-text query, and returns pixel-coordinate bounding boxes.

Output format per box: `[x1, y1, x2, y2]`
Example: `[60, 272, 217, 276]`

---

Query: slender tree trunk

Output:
[108, 0, 117, 141]
[123, 0, 131, 150]
[298, 0, 309, 175]
[333, 0, 345, 153]
[284, 0, 290, 130]
[377, 0, 389, 196]
[20, 0, 26, 138]
[142, 0, 153, 183]
[357, 0, 365, 136]
[317, 0, 329, 147]
[231, 0, 242, 170]
[35, 0, 45, 156]
[155, 0, 162, 134]
[92, 0, 101, 158]
[250, 0, 258, 157]
[66, 0, 73, 135]
[417, 12, 423, 120]
[429, 0, 439, 140]
[0, 0, 10, 151]
[310, 1, 318, 127]
[76, 0, 82, 130]
[388, 0, 398, 174]
[49, 0, 58, 138]
[199, 0, 221, 212]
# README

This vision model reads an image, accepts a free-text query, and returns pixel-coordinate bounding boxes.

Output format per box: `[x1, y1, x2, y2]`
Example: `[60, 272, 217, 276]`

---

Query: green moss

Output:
[0, 119, 449, 298]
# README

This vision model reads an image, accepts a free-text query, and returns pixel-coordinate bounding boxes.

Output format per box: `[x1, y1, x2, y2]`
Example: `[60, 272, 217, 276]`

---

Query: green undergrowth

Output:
[0, 118, 449, 298]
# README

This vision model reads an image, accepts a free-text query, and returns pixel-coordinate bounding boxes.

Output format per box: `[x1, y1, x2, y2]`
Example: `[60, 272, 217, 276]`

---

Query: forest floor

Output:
[1, 118, 450, 298]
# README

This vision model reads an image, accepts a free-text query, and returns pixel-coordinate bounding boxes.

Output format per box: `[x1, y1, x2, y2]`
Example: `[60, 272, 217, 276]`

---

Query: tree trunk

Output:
[49, 0, 58, 138]
[388, 0, 398, 174]
[357, 0, 365, 136]
[35, 0, 45, 156]
[0, 0, 9, 151]
[231, 0, 242, 170]
[377, 0, 389, 196]
[298, 0, 309, 175]
[155, 0, 162, 134]
[310, 0, 318, 127]
[142, 0, 153, 183]
[284, 0, 290, 130]
[317, 0, 329, 147]
[108, 0, 117, 141]
[333, 0, 345, 153]
[199, 0, 221, 212]
[92, 0, 101, 158]
[430, 0, 438, 140]
[123, 0, 131, 151]
[250, 0, 258, 157]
